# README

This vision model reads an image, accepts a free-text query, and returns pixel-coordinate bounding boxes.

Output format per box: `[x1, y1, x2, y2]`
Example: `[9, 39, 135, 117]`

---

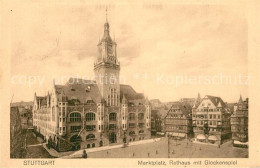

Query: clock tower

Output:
[94, 18, 120, 107]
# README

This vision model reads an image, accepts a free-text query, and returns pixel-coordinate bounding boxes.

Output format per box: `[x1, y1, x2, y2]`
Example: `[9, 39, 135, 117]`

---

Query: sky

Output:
[10, 2, 248, 103]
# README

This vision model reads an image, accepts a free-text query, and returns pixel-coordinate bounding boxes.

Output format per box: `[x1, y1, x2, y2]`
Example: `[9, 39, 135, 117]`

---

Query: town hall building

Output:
[33, 17, 151, 151]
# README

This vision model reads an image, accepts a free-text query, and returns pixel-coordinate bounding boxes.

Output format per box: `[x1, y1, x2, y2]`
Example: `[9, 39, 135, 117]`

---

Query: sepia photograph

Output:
[2, 0, 260, 167]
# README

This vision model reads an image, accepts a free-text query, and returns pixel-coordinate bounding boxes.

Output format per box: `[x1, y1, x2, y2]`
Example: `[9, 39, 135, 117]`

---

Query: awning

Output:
[197, 134, 206, 140]
[234, 140, 248, 145]
[172, 132, 179, 137]
[208, 135, 218, 141]
[178, 133, 186, 138]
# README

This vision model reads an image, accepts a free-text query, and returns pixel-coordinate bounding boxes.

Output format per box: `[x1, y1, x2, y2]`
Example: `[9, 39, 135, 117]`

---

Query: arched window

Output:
[107, 88, 117, 106]
[139, 130, 144, 134]
[86, 134, 95, 140]
[129, 131, 135, 136]
[86, 113, 95, 121]
[70, 135, 82, 142]
[92, 143, 95, 148]
[69, 112, 81, 122]
[109, 113, 117, 121]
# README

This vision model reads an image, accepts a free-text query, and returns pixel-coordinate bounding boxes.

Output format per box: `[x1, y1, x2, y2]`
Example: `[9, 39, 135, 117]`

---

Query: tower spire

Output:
[106, 7, 108, 22]
[239, 94, 243, 103]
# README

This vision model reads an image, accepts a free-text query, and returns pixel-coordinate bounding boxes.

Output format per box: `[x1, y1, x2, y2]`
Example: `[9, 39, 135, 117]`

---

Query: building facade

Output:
[10, 106, 23, 158]
[151, 109, 165, 136]
[33, 18, 151, 152]
[192, 95, 231, 145]
[230, 96, 248, 146]
[164, 102, 193, 139]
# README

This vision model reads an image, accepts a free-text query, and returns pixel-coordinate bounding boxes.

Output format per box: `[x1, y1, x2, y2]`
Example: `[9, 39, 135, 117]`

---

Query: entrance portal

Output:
[109, 132, 117, 143]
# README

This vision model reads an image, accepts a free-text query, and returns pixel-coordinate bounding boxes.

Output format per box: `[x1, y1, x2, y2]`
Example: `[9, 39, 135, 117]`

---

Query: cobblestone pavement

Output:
[169, 138, 248, 158]
[68, 137, 248, 158]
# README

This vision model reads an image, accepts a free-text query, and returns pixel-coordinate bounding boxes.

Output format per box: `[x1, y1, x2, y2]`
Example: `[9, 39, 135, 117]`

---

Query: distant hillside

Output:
[11, 101, 33, 107]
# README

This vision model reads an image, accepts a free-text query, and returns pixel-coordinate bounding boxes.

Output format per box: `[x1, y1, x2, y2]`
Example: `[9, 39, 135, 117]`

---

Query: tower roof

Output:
[239, 94, 243, 103]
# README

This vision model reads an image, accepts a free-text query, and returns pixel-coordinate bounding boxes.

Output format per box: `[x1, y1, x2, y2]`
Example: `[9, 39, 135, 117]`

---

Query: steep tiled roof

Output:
[169, 102, 192, 116]
[54, 79, 145, 104]
[164, 102, 192, 120]
[120, 85, 144, 101]
[206, 95, 226, 108]
[55, 78, 102, 104]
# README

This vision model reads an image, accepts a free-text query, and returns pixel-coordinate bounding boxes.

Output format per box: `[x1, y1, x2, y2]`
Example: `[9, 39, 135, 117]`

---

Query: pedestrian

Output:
[133, 153, 135, 157]
[82, 149, 88, 158]
[156, 150, 158, 154]
[148, 152, 150, 157]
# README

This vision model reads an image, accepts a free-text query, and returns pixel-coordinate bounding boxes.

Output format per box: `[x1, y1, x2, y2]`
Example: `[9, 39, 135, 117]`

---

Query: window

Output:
[138, 123, 144, 128]
[129, 113, 135, 120]
[109, 124, 116, 130]
[139, 130, 144, 134]
[138, 113, 144, 120]
[86, 100, 94, 104]
[213, 121, 216, 125]
[129, 131, 135, 136]
[129, 123, 135, 128]
[52, 106, 55, 121]
[85, 125, 96, 131]
[213, 114, 216, 119]
[86, 113, 95, 121]
[209, 114, 212, 119]
[70, 126, 81, 132]
[107, 88, 117, 106]
[109, 113, 117, 121]
[218, 115, 221, 119]
[70, 135, 82, 142]
[86, 134, 95, 140]
[70, 112, 81, 122]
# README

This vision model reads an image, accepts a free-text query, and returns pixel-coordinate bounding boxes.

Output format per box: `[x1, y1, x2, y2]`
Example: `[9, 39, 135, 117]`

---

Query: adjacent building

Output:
[11, 101, 33, 130]
[151, 108, 168, 136]
[192, 95, 231, 145]
[33, 17, 151, 151]
[230, 96, 248, 146]
[10, 106, 23, 158]
[164, 102, 193, 139]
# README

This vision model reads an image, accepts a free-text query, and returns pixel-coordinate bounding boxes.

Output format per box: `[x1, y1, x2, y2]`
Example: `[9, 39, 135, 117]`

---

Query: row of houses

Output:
[151, 94, 248, 146]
